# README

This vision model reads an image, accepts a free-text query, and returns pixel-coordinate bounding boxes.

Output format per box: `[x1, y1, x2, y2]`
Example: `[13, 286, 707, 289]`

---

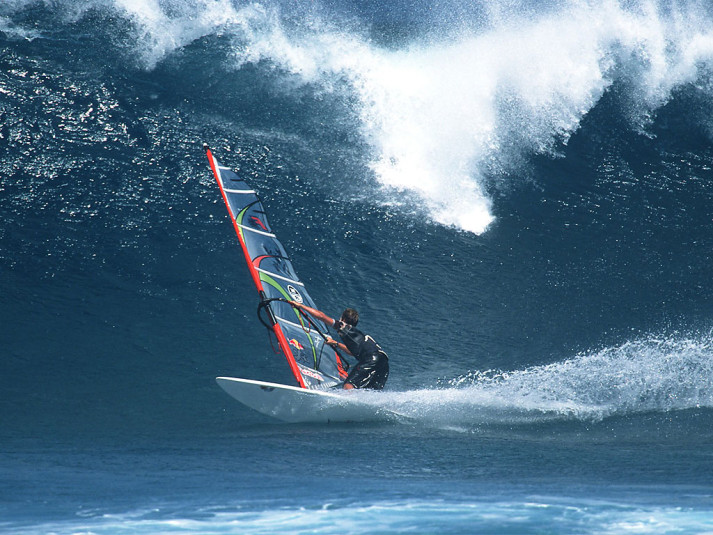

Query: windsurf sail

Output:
[204, 144, 349, 389]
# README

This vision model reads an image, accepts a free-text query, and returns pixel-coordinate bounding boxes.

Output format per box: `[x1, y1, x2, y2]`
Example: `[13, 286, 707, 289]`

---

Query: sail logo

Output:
[287, 285, 303, 303]
[299, 366, 324, 382]
[250, 216, 267, 231]
[289, 338, 305, 350]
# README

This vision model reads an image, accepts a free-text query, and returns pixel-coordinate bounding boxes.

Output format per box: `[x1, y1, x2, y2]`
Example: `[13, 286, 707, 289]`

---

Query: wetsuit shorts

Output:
[345, 352, 389, 390]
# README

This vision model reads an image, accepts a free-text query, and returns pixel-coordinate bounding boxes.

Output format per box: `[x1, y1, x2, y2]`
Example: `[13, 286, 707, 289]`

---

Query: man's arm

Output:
[289, 301, 353, 354]
[289, 301, 335, 327]
[324, 336, 353, 356]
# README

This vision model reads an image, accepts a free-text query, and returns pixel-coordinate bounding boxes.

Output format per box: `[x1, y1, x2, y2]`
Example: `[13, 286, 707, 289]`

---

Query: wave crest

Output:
[5, 0, 713, 233]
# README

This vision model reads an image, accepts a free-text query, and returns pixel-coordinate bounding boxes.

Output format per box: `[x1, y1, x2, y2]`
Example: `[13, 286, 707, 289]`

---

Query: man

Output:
[289, 301, 389, 390]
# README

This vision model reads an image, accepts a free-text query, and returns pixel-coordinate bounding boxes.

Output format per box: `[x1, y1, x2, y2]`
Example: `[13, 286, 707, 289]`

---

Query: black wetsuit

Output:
[334, 321, 389, 390]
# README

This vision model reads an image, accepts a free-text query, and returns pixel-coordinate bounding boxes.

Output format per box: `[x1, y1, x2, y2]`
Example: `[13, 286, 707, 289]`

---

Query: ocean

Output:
[3, 0, 713, 533]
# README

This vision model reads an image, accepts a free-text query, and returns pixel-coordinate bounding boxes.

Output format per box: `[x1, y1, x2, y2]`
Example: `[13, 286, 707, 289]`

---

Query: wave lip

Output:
[224, 0, 713, 233]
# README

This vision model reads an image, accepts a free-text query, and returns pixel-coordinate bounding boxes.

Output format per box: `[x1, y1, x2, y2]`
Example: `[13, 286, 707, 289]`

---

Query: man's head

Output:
[340, 308, 359, 327]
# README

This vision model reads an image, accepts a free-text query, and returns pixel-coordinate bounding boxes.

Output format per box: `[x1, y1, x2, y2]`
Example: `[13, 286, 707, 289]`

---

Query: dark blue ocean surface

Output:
[3, 0, 713, 532]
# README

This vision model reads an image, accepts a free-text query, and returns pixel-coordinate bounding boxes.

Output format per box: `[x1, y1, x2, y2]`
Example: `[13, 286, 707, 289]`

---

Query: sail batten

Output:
[224, 188, 256, 194]
[205, 146, 348, 389]
[239, 225, 277, 238]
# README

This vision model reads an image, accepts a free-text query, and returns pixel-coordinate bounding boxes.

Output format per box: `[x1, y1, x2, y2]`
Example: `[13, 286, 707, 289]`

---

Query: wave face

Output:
[2, 0, 713, 426]
[2, 0, 713, 425]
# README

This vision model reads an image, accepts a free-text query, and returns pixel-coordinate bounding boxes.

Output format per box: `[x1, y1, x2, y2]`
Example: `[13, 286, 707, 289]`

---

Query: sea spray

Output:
[354, 332, 713, 427]
[221, 0, 713, 233]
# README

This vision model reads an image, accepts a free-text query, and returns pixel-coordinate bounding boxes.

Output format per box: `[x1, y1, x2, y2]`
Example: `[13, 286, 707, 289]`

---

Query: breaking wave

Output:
[4, 0, 713, 233]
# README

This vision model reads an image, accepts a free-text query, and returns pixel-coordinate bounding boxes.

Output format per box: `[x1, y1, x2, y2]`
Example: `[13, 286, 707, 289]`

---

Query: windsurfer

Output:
[289, 302, 389, 390]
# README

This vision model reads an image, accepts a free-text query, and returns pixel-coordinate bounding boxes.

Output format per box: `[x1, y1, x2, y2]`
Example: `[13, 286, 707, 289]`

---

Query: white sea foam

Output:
[7, 498, 713, 534]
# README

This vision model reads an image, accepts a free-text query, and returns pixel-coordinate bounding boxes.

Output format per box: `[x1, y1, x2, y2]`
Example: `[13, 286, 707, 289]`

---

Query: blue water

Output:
[3, 0, 713, 533]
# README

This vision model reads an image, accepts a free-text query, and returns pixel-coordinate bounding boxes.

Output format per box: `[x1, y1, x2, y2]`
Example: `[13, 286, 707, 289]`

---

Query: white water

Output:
[357, 332, 713, 427]
[6, 498, 713, 534]
[207, 0, 713, 234]
[6, 0, 713, 233]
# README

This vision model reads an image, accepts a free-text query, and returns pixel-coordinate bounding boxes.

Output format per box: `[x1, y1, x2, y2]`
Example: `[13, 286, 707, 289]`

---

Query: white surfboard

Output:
[216, 377, 401, 423]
